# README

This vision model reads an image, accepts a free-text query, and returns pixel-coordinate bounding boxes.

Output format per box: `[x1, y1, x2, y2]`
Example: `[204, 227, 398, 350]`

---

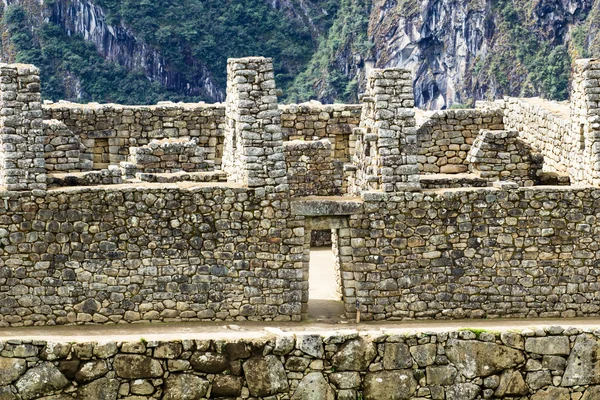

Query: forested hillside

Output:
[0, 0, 598, 109]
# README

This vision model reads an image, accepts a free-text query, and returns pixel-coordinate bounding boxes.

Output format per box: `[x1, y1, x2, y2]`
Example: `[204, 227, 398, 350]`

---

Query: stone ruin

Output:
[0, 57, 597, 325]
[0, 57, 598, 399]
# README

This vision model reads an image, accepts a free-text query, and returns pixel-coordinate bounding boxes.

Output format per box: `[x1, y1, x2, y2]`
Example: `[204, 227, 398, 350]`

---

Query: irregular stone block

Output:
[0, 357, 26, 386]
[291, 372, 335, 400]
[15, 362, 69, 400]
[243, 355, 289, 397]
[332, 338, 377, 371]
[525, 336, 570, 355]
[445, 339, 525, 378]
[563, 334, 600, 386]
[113, 354, 163, 379]
[77, 377, 119, 400]
[162, 374, 209, 400]
[363, 370, 417, 400]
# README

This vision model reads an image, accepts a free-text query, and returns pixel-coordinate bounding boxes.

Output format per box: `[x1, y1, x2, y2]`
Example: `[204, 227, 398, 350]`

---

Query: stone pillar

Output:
[352, 68, 420, 193]
[570, 59, 600, 185]
[223, 57, 287, 194]
[0, 64, 46, 191]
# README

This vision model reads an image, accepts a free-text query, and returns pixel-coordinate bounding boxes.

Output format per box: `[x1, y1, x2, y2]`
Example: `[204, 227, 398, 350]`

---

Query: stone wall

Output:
[0, 184, 305, 326]
[43, 102, 226, 169]
[0, 64, 46, 191]
[126, 138, 213, 174]
[343, 186, 600, 321]
[284, 139, 343, 197]
[281, 102, 362, 161]
[417, 108, 505, 174]
[43, 120, 90, 173]
[466, 129, 542, 186]
[503, 98, 574, 181]
[1, 327, 600, 399]
[351, 68, 420, 193]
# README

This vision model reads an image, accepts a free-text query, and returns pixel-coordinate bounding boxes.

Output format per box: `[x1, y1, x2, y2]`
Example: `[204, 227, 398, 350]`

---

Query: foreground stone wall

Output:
[1, 327, 600, 399]
[0, 184, 305, 326]
[416, 108, 505, 174]
[343, 186, 600, 320]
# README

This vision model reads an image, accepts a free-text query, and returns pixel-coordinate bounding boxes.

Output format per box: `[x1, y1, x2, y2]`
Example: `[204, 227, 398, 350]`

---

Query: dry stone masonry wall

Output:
[125, 138, 214, 175]
[466, 129, 542, 186]
[417, 108, 505, 174]
[0, 327, 598, 399]
[0, 64, 46, 192]
[352, 69, 420, 193]
[284, 139, 343, 197]
[0, 59, 600, 325]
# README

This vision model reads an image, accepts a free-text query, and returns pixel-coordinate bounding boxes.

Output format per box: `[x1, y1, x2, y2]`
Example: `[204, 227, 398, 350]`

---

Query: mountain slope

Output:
[0, 0, 598, 108]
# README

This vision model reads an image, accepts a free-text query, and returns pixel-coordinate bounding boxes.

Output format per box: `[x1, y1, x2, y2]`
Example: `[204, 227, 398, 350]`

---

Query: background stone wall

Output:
[43, 102, 226, 170]
[343, 187, 600, 321]
[284, 139, 343, 197]
[0, 327, 599, 399]
[280, 102, 362, 162]
[466, 129, 542, 186]
[416, 108, 505, 174]
[127, 138, 213, 174]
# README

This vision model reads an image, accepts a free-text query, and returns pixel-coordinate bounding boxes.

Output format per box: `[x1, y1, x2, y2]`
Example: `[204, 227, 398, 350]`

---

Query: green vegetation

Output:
[93, 0, 316, 94]
[1, 4, 181, 104]
[285, 0, 372, 103]
[472, 0, 573, 101]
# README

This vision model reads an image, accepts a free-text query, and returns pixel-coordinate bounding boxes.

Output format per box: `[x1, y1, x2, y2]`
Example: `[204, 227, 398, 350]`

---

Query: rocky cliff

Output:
[367, 0, 599, 109]
[47, 0, 222, 101]
[0, 0, 598, 108]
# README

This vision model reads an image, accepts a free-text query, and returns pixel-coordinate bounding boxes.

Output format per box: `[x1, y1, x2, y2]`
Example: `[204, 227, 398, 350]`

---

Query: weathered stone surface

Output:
[446, 340, 525, 378]
[296, 334, 324, 358]
[363, 370, 417, 400]
[562, 334, 600, 386]
[211, 375, 243, 398]
[582, 386, 600, 400]
[410, 343, 436, 367]
[274, 335, 295, 355]
[0, 387, 15, 400]
[426, 365, 457, 386]
[383, 342, 412, 369]
[494, 370, 528, 397]
[332, 338, 377, 371]
[0, 357, 26, 386]
[291, 372, 335, 400]
[243, 355, 289, 397]
[190, 352, 229, 374]
[329, 372, 361, 389]
[15, 362, 69, 400]
[162, 374, 209, 400]
[75, 360, 108, 383]
[446, 383, 481, 400]
[77, 377, 119, 400]
[525, 337, 570, 355]
[154, 342, 183, 359]
[531, 386, 570, 400]
[113, 355, 163, 379]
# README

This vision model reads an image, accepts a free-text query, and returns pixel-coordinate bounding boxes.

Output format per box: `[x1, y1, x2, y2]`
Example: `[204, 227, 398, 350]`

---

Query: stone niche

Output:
[126, 137, 214, 174]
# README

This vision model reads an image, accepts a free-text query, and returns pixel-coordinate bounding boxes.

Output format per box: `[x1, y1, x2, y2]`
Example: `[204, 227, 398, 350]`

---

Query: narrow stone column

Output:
[223, 57, 287, 195]
[352, 68, 420, 193]
[0, 64, 46, 191]
[570, 59, 600, 185]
